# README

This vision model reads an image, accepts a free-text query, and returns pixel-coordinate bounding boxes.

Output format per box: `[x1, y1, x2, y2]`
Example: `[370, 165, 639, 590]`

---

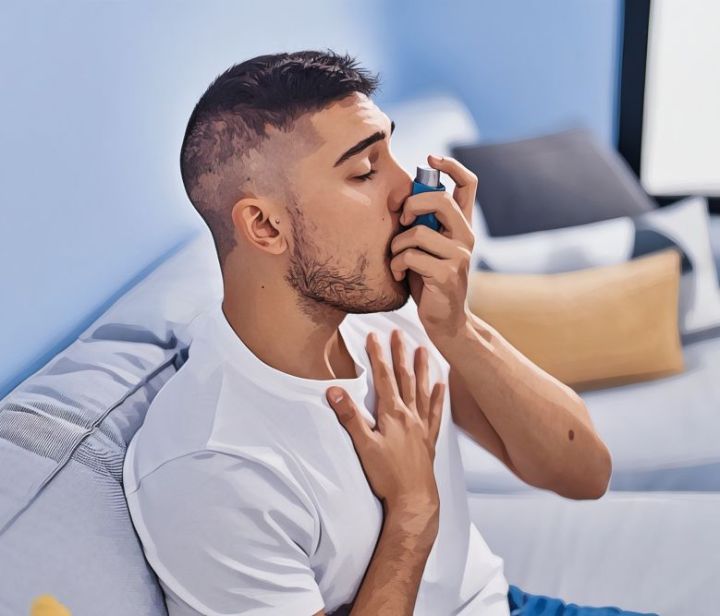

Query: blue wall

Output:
[0, 0, 624, 398]
[376, 0, 624, 146]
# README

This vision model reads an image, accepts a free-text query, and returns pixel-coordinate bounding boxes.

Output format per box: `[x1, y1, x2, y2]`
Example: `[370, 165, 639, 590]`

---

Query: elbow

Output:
[558, 442, 613, 501]
[586, 443, 613, 500]
[571, 399, 613, 500]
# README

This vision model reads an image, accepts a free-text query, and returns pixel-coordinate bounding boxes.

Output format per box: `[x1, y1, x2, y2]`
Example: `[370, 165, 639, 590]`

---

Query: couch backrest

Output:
[0, 229, 222, 616]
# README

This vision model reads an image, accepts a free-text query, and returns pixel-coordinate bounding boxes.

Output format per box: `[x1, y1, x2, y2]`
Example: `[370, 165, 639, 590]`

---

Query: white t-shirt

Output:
[123, 296, 510, 616]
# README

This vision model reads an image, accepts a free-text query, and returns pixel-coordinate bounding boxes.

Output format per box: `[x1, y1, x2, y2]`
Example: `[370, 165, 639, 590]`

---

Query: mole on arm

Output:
[568, 429, 575, 441]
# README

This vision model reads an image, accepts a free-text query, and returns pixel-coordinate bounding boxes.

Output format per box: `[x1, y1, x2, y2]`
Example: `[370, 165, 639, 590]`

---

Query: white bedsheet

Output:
[468, 490, 720, 616]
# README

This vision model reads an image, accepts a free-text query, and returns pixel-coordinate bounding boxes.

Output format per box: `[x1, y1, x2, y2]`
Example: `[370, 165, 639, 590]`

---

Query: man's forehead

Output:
[260, 94, 391, 179]
[308, 93, 390, 144]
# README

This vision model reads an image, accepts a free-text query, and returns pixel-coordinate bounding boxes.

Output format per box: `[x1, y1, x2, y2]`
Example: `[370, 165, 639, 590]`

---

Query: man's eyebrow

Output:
[333, 119, 395, 168]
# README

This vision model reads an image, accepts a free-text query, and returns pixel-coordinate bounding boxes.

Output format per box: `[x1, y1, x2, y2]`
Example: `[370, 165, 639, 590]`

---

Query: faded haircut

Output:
[179, 49, 381, 269]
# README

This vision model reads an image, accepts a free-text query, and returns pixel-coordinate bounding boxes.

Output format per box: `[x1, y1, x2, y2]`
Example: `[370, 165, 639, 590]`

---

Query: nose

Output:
[388, 161, 414, 217]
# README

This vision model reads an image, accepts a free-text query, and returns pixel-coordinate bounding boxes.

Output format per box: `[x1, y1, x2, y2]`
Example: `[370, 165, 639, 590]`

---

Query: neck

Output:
[221, 279, 358, 382]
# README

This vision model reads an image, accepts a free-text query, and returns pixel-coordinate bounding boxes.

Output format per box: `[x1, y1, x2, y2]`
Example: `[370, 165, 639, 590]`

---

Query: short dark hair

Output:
[180, 49, 381, 269]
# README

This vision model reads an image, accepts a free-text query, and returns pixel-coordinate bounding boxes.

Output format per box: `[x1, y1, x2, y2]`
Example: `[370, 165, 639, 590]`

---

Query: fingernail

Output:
[430, 154, 443, 161]
[328, 387, 344, 403]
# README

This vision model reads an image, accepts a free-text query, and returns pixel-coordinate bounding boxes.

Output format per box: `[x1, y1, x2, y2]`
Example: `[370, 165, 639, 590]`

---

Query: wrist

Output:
[383, 499, 439, 547]
[430, 310, 489, 361]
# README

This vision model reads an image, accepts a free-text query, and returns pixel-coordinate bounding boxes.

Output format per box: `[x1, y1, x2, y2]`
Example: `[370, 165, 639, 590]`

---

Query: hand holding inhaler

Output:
[391, 154, 478, 343]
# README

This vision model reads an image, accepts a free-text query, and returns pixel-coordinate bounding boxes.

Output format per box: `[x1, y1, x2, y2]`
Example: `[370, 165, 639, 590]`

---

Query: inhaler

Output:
[401, 165, 445, 232]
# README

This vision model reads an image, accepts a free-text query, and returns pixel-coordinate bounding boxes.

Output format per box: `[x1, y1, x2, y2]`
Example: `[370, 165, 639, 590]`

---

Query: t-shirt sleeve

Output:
[131, 451, 325, 616]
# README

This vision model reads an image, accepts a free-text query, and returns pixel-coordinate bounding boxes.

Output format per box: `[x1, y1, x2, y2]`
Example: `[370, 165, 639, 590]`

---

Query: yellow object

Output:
[467, 248, 684, 391]
[30, 595, 72, 616]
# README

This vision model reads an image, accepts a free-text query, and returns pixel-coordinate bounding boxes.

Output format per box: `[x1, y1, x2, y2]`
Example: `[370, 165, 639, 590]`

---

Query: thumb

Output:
[326, 387, 373, 443]
[326, 387, 352, 418]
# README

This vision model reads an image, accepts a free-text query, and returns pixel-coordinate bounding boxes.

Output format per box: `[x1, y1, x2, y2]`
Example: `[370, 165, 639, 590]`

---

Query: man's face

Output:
[283, 92, 415, 315]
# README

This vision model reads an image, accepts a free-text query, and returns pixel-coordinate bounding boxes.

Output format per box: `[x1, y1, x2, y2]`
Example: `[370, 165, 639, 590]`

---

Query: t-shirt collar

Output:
[208, 299, 371, 402]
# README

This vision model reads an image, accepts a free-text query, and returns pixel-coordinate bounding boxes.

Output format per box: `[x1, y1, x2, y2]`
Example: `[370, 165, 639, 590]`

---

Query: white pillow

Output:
[634, 196, 720, 334]
[472, 196, 720, 335]
[474, 216, 636, 274]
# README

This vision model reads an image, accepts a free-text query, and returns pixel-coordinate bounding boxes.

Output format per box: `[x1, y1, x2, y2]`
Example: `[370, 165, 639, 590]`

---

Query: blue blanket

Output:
[508, 584, 660, 615]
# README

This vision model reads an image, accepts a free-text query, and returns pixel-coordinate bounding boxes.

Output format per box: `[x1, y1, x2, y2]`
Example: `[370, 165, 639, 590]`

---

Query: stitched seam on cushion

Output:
[0, 350, 181, 537]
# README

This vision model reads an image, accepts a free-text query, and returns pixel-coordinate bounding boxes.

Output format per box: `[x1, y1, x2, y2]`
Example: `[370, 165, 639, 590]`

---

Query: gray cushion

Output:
[0, 447, 170, 615]
[0, 229, 224, 615]
[451, 127, 657, 237]
[0, 349, 178, 615]
[710, 214, 720, 280]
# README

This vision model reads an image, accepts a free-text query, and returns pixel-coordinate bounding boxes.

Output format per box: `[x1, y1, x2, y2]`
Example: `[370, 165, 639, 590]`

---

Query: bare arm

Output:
[439, 313, 611, 499]
[313, 507, 437, 616]
[349, 506, 437, 615]
[319, 330, 445, 615]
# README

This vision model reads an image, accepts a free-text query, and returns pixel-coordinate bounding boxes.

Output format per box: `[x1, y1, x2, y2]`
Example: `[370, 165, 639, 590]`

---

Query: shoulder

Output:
[122, 350, 229, 489]
[126, 449, 320, 562]
[125, 451, 324, 615]
[129, 449, 317, 531]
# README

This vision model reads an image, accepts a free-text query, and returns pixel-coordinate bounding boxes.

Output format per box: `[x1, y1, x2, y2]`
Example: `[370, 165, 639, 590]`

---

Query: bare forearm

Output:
[350, 509, 437, 616]
[437, 312, 611, 499]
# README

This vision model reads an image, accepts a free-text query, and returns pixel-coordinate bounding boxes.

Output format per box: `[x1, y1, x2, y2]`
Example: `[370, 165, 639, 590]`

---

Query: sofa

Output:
[1, 93, 719, 616]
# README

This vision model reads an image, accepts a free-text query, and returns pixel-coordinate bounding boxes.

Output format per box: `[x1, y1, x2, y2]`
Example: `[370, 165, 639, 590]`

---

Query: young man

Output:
[123, 50, 650, 616]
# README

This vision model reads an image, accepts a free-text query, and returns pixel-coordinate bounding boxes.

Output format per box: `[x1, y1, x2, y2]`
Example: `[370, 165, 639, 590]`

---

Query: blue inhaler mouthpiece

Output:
[403, 165, 444, 232]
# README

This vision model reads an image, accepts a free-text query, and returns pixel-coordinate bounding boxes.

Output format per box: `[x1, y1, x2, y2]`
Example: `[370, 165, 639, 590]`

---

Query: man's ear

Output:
[231, 198, 287, 255]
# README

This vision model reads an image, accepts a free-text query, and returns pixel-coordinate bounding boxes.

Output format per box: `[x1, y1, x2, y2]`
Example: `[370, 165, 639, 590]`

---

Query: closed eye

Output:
[354, 169, 378, 182]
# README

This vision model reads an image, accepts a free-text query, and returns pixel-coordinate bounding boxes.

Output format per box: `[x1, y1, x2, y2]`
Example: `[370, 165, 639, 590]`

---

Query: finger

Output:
[401, 191, 473, 242]
[390, 224, 458, 261]
[326, 387, 377, 447]
[414, 346, 431, 424]
[365, 332, 400, 402]
[426, 154, 478, 222]
[390, 329, 415, 410]
[428, 381, 446, 446]
[390, 247, 445, 282]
